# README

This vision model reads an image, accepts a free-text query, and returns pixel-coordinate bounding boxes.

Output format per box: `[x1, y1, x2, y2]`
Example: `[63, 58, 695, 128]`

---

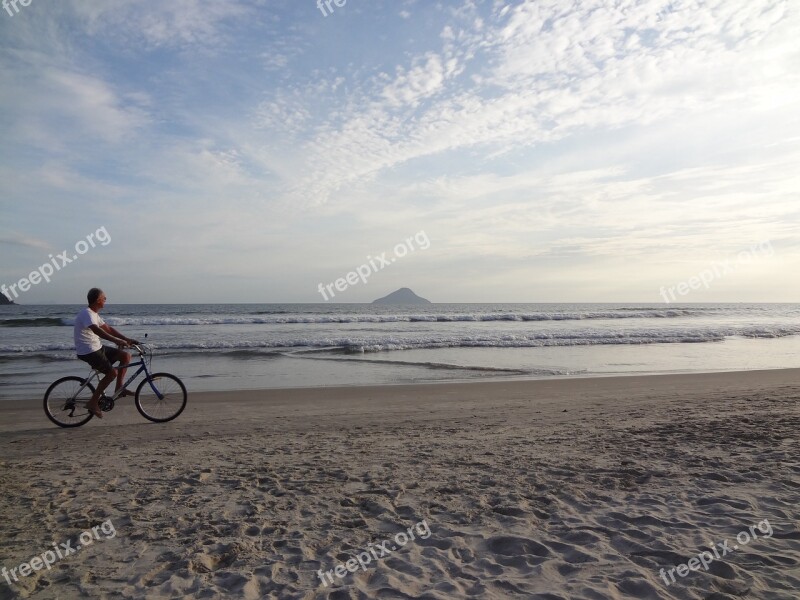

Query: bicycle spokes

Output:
[135, 373, 187, 423]
[44, 376, 95, 428]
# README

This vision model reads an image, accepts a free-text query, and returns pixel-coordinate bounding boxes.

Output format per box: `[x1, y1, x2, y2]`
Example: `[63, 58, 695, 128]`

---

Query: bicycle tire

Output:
[135, 372, 187, 423]
[43, 376, 95, 428]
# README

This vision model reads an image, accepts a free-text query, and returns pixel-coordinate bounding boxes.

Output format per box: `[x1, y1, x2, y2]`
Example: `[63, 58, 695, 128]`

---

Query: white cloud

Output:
[267, 0, 798, 210]
[2, 0, 799, 301]
[44, 70, 150, 142]
[0, 233, 52, 251]
[69, 0, 251, 48]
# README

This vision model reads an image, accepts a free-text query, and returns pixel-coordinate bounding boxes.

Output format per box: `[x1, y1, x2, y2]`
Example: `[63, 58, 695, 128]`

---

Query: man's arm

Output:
[101, 324, 139, 346]
[89, 324, 132, 347]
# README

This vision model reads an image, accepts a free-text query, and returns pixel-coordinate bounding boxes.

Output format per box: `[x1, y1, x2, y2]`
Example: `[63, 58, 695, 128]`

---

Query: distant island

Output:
[1, 293, 14, 305]
[372, 288, 431, 305]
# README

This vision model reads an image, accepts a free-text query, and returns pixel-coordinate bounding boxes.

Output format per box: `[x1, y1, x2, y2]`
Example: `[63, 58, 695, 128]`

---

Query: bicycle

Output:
[43, 342, 187, 428]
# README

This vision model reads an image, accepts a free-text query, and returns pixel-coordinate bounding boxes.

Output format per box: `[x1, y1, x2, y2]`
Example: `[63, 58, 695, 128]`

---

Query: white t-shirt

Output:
[74, 307, 105, 355]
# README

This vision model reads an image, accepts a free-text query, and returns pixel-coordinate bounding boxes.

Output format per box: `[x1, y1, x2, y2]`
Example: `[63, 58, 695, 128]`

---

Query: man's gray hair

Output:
[87, 288, 103, 305]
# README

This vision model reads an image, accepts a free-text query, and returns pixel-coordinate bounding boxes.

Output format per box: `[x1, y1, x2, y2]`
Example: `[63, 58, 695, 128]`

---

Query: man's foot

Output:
[87, 403, 103, 418]
[118, 389, 135, 398]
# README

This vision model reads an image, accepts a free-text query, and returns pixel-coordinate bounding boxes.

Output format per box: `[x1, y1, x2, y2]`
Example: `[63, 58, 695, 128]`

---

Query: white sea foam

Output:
[2, 303, 800, 398]
[3, 324, 799, 356]
[15, 308, 700, 328]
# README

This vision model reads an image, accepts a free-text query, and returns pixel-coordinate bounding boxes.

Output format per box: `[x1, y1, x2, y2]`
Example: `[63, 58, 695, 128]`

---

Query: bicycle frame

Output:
[78, 348, 164, 401]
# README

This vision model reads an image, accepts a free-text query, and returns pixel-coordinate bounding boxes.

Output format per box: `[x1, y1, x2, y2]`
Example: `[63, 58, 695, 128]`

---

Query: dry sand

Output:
[1, 370, 799, 599]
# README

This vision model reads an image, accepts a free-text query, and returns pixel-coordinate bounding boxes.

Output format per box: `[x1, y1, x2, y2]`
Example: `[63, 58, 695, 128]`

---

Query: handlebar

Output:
[123, 334, 148, 354]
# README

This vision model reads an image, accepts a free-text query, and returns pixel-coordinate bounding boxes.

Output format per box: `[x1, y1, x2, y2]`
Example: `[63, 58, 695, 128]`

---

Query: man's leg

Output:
[88, 368, 116, 418]
[79, 349, 116, 418]
[105, 348, 132, 395]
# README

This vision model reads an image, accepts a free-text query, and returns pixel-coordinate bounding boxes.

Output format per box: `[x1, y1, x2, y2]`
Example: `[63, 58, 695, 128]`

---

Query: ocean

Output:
[2, 303, 800, 400]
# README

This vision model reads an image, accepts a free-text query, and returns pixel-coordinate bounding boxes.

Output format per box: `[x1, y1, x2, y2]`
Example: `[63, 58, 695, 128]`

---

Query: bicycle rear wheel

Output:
[135, 372, 187, 423]
[44, 376, 95, 428]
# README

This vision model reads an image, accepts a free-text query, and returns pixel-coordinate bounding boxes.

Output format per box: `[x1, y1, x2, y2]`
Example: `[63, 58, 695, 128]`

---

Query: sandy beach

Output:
[1, 370, 799, 599]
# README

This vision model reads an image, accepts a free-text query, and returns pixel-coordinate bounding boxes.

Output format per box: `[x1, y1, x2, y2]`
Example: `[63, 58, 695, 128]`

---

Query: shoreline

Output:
[3, 364, 800, 408]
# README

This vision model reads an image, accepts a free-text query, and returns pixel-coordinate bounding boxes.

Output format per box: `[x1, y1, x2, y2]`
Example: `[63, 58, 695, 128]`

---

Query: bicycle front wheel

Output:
[135, 373, 187, 423]
[44, 376, 95, 428]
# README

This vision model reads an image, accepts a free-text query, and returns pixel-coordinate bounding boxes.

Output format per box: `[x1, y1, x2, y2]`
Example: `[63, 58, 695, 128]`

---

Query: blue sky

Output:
[1, 0, 798, 303]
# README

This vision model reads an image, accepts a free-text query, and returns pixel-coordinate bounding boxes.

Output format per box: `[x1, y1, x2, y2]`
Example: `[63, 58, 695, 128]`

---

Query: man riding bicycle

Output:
[74, 288, 139, 418]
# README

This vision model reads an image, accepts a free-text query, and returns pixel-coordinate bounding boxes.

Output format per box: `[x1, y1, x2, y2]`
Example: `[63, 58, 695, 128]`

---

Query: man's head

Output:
[87, 288, 106, 309]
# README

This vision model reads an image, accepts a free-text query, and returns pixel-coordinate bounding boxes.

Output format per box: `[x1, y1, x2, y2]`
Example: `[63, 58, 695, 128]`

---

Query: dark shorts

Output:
[77, 346, 126, 374]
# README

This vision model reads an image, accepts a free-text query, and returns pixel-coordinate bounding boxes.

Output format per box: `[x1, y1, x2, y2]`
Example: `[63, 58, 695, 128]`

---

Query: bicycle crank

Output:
[99, 396, 115, 412]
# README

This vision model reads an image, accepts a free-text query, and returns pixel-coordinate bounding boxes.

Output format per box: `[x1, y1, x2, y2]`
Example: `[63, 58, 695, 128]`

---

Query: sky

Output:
[1, 0, 799, 304]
